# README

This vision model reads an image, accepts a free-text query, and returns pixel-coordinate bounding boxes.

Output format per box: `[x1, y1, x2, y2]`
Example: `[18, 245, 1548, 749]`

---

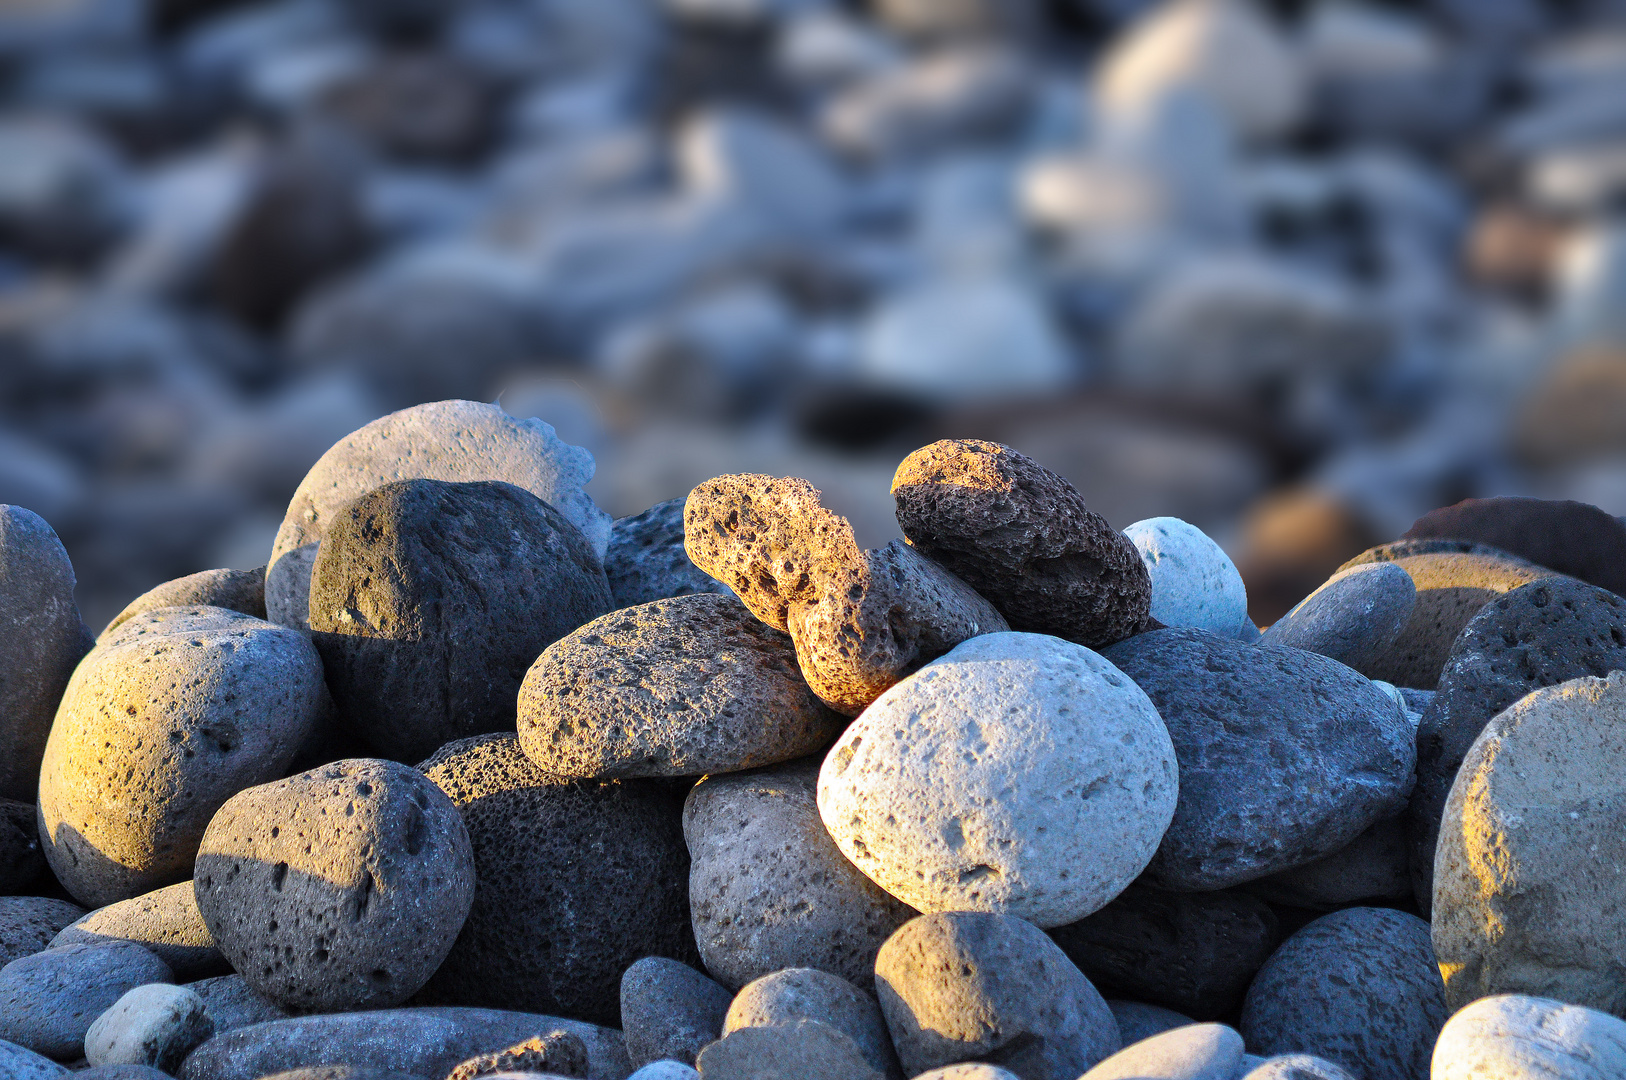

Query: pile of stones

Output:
[4, 397, 1626, 1080]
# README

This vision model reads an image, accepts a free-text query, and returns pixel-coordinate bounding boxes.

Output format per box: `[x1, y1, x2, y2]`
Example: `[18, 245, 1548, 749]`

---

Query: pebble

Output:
[518, 594, 843, 779]
[99, 566, 266, 641]
[1123, 517, 1251, 638]
[183, 975, 289, 1034]
[1243, 813, 1410, 910]
[1430, 994, 1626, 1080]
[604, 498, 734, 609]
[0, 1039, 69, 1080]
[621, 957, 732, 1068]
[628, 1065, 699, 1080]
[192, 759, 476, 1013]
[820, 46, 1031, 160]
[417, 735, 695, 1026]
[1078, 1023, 1243, 1080]
[694, 1020, 883, 1080]
[307, 478, 611, 762]
[77, 1067, 175, 1080]
[1433, 671, 1626, 1016]
[1107, 1002, 1195, 1045]
[1240, 907, 1447, 1080]
[1404, 495, 1626, 598]
[38, 605, 327, 907]
[0, 799, 47, 894]
[0, 896, 86, 968]
[1257, 562, 1416, 672]
[1240, 1056, 1357, 1080]
[818, 631, 1176, 927]
[84, 983, 214, 1072]
[891, 440, 1151, 647]
[908, 1068, 1021, 1080]
[723, 967, 899, 1078]
[1101, 628, 1415, 890]
[0, 941, 173, 1060]
[874, 911, 1120, 1080]
[51, 881, 226, 980]
[442, 1031, 588, 1080]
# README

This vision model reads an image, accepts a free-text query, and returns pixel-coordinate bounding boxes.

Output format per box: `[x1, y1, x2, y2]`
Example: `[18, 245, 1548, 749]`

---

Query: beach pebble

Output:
[84, 983, 214, 1072]
[100, 567, 266, 641]
[1430, 994, 1626, 1080]
[0, 941, 173, 1059]
[1258, 562, 1415, 672]
[1079, 1023, 1243, 1080]
[1123, 517, 1250, 638]
[183, 974, 288, 1034]
[695, 1020, 882, 1080]
[1107, 1002, 1195, 1046]
[0, 1039, 68, 1079]
[621, 957, 732, 1068]
[1240, 1055, 1357, 1080]
[442, 1031, 588, 1080]
[0, 896, 85, 968]
[51, 881, 225, 980]
[1406, 495, 1626, 598]
[628, 1065, 699, 1080]
[1244, 814, 1411, 910]
[908, 1068, 1021, 1080]
[724, 968, 898, 1078]
[604, 498, 734, 609]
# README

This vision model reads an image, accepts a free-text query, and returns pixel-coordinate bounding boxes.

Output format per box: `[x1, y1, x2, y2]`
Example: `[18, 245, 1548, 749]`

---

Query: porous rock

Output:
[442, 1031, 588, 1080]
[100, 567, 267, 641]
[696, 1020, 882, 1080]
[0, 799, 47, 893]
[0, 896, 85, 968]
[184, 975, 289, 1033]
[84, 983, 214, 1072]
[1258, 562, 1415, 672]
[0, 1039, 69, 1079]
[605, 498, 734, 609]
[52, 881, 226, 979]
[1079, 1023, 1243, 1080]
[76, 1066, 175, 1080]
[724, 967, 899, 1079]
[1406, 496, 1626, 598]
[0, 941, 173, 1060]
[254, 1071, 422, 1080]
[193, 758, 475, 1013]
[1123, 517, 1251, 638]
[1430, 994, 1626, 1080]
[620, 957, 731, 1069]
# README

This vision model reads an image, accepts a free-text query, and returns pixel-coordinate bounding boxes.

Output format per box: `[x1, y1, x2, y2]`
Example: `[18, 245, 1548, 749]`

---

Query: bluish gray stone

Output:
[0, 941, 173, 1059]
[1259, 562, 1415, 672]
[1080, 1023, 1243, 1080]
[603, 498, 733, 609]
[620, 957, 731, 1068]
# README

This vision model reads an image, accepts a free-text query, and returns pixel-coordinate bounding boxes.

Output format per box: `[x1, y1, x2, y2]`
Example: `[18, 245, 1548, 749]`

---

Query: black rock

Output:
[604, 497, 734, 609]
[0, 799, 47, 894]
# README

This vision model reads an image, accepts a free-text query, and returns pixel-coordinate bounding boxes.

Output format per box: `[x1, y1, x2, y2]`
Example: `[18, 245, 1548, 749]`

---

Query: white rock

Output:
[85, 983, 214, 1072]
[628, 1063, 701, 1080]
[1432, 995, 1626, 1080]
[817, 632, 1178, 928]
[1081, 1023, 1244, 1080]
[1123, 517, 1250, 638]
[910, 1067, 1023, 1080]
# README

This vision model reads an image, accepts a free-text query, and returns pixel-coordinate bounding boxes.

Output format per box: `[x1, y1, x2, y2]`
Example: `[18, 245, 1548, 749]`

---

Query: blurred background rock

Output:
[3, 0, 1625, 630]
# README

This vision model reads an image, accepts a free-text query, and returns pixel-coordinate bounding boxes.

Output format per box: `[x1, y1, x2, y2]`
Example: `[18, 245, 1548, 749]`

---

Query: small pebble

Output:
[83, 983, 214, 1072]
[1123, 516, 1251, 638]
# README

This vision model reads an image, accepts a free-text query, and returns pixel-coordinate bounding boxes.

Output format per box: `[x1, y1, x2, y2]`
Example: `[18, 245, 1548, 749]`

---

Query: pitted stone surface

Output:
[1079, 1023, 1243, 1080]
[1430, 995, 1626, 1080]
[52, 881, 226, 979]
[0, 896, 85, 969]
[101, 567, 266, 641]
[724, 967, 899, 1079]
[695, 1020, 882, 1080]
[620, 957, 731, 1068]
[183, 975, 289, 1033]
[605, 498, 734, 609]
[442, 1031, 588, 1080]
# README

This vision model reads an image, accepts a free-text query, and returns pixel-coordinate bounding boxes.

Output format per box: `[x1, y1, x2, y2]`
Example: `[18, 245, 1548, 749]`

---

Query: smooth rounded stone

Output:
[184, 975, 288, 1034]
[194, 759, 475, 1013]
[1080, 1023, 1243, 1080]
[518, 594, 844, 779]
[891, 441, 1151, 648]
[605, 498, 735, 609]
[1433, 671, 1626, 1015]
[684, 761, 917, 992]
[819, 632, 1177, 928]
[1258, 562, 1416, 672]
[1050, 882, 1277, 1020]
[1240, 907, 1446, 1080]
[685, 473, 1007, 715]
[443, 1031, 588, 1080]
[628, 1064, 698, 1080]
[1411, 577, 1626, 913]
[0, 896, 85, 968]
[1243, 814, 1410, 910]
[0, 505, 92, 802]
[84, 983, 213, 1072]
[621, 958, 731, 1069]
[174, 1009, 630, 1080]
[1106, 1002, 1195, 1046]
[724, 968, 898, 1079]
[0, 798, 47, 893]
[309, 479, 611, 762]
[417, 735, 694, 1025]
[1100, 628, 1415, 890]
[52, 881, 226, 980]
[1431, 994, 1626, 1080]
[73, 1065, 174, 1080]
[1335, 539, 1558, 688]
[875, 912, 1119, 1080]
[100, 567, 266, 641]
[697, 1020, 883, 1080]
[908, 1067, 1021, 1080]
[0, 1040, 68, 1079]
[0, 941, 173, 1059]
[266, 400, 611, 631]
[1123, 518, 1250, 638]
[1240, 1056, 1356, 1080]
[1405, 496, 1626, 599]
[39, 605, 328, 907]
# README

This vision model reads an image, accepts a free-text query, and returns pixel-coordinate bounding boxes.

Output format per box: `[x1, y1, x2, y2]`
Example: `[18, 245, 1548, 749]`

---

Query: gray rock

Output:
[1241, 1055, 1358, 1080]
[1430, 994, 1626, 1080]
[0, 896, 85, 968]
[724, 968, 899, 1078]
[194, 759, 475, 1013]
[627, 1064, 698, 1080]
[1240, 907, 1446, 1080]
[183, 975, 288, 1034]
[442, 1030, 588, 1080]
[1106, 1002, 1194, 1046]
[74, 1065, 175, 1080]
[677, 107, 850, 236]
[1101, 629, 1415, 890]
[907, 1067, 1022, 1080]
[620, 957, 731, 1069]
[0, 505, 92, 802]
[1123, 517, 1251, 639]
[1258, 562, 1415, 672]
[604, 499, 733, 609]
[874, 912, 1119, 1080]
[51, 881, 226, 980]
[1244, 814, 1411, 911]
[0, 1039, 68, 1079]
[820, 46, 1031, 160]
[0, 799, 46, 894]
[250, 1071, 421, 1080]
[1079, 1023, 1243, 1080]
[0, 941, 173, 1059]
[695, 1020, 882, 1080]
[84, 983, 213, 1072]
[100, 567, 266, 641]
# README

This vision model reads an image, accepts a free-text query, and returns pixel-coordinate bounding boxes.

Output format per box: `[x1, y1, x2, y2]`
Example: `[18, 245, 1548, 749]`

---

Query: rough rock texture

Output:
[184, 975, 289, 1033]
[193, 759, 475, 1013]
[0, 896, 86, 968]
[1410, 578, 1626, 912]
[891, 440, 1151, 646]
[1430, 994, 1626, 1080]
[695, 1020, 882, 1080]
[0, 1039, 69, 1079]
[1244, 814, 1411, 911]
[619, 957, 731, 1069]
[266, 400, 611, 630]
[0, 505, 93, 803]
[309, 479, 612, 762]
[52, 881, 226, 979]
[416, 734, 695, 1026]
[100, 567, 266, 640]
[819, 632, 1176, 927]
[605, 498, 734, 609]
[253, 1071, 422, 1080]
[874, 912, 1120, 1080]
[684, 473, 1007, 714]
[1079, 1024, 1244, 1080]
[684, 761, 916, 992]
[442, 1031, 588, 1080]
[1241, 1056, 1358, 1080]
[84, 983, 214, 1072]
[0, 941, 173, 1059]
[724, 968, 899, 1079]
[1106, 1001, 1194, 1046]
[0, 799, 47, 894]
[1258, 562, 1415, 672]
[1433, 672, 1626, 1015]
[1241, 908, 1446, 1080]
[1406, 496, 1626, 599]
[1049, 882, 1278, 1020]
[517, 594, 844, 779]
[76, 1066, 176, 1080]
[1101, 629, 1415, 890]
[1123, 517, 1251, 637]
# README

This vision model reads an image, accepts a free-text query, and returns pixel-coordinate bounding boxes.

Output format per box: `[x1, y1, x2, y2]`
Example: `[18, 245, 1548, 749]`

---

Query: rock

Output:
[1100, 628, 1415, 890]
[1122, 517, 1250, 638]
[77, 1066, 175, 1080]
[875, 912, 1119, 1080]
[1405, 496, 1626, 600]
[1434, 671, 1626, 1015]
[100, 567, 266, 640]
[1049, 882, 1277, 1020]
[0, 115, 129, 262]
[684, 473, 1006, 714]
[871, 0, 1035, 40]
[308, 479, 612, 762]
[443, 1031, 588, 1080]
[724, 968, 898, 1078]
[1234, 489, 1379, 627]
[1410, 577, 1626, 911]
[518, 594, 843, 779]
[252, 1071, 420, 1080]
[38, 606, 328, 907]
[184, 975, 288, 1034]
[0, 896, 85, 968]
[908, 1068, 1021, 1080]
[1240, 1056, 1357, 1080]
[605, 498, 734, 609]
[0, 1039, 68, 1079]
[621, 957, 731, 1068]
[818, 632, 1176, 927]
[318, 53, 494, 163]
[1430, 994, 1626, 1080]
[267, 400, 610, 631]
[629, 1066, 698, 1080]
[1241, 908, 1446, 1080]
[416, 735, 694, 1026]
[193, 759, 475, 1013]
[1243, 814, 1410, 910]
[1258, 562, 1415, 672]
[0, 799, 46, 893]
[684, 761, 916, 992]
[0, 941, 173, 1059]
[51, 881, 224, 980]
[891, 441, 1151, 646]
[1106, 1002, 1194, 1046]
[695, 1020, 882, 1080]
[0, 505, 92, 802]
[174, 1009, 630, 1080]
[820, 46, 1031, 160]
[1079, 1023, 1243, 1080]
[84, 983, 213, 1072]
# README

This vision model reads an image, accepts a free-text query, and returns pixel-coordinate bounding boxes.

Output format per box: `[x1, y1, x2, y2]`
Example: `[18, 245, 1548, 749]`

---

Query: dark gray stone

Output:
[1101, 629, 1416, 890]
[1106, 1001, 1195, 1046]
[1258, 562, 1415, 672]
[0, 941, 172, 1059]
[256, 1070, 423, 1080]
[724, 967, 900, 1079]
[604, 498, 733, 609]
[183, 975, 289, 1034]
[443, 1030, 588, 1080]
[696, 1021, 882, 1080]
[52, 881, 227, 980]
[100, 567, 266, 641]
[619, 956, 731, 1068]
[0, 896, 84, 968]
[0, 799, 46, 894]
[76, 1066, 175, 1080]
[1405, 496, 1626, 599]
[1246, 814, 1411, 911]
[0, 1039, 68, 1079]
